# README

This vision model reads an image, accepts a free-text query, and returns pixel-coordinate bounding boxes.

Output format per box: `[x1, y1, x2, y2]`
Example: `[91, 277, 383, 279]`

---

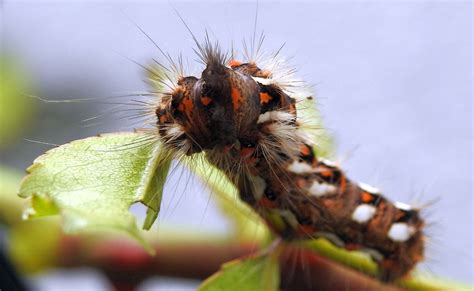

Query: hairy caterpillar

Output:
[148, 21, 425, 282]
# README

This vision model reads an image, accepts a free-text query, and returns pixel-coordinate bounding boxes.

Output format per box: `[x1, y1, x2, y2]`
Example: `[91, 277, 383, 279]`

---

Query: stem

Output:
[57, 235, 402, 290]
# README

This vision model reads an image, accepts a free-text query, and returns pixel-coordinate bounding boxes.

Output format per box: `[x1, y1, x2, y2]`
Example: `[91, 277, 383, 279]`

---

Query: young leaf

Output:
[18, 132, 171, 250]
[187, 154, 270, 243]
[198, 252, 280, 291]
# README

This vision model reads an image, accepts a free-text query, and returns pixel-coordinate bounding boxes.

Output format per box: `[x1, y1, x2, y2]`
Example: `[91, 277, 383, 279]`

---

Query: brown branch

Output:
[56, 236, 402, 291]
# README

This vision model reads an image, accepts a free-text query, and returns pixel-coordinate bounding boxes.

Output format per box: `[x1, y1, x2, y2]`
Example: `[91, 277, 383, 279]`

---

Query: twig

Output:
[56, 235, 402, 290]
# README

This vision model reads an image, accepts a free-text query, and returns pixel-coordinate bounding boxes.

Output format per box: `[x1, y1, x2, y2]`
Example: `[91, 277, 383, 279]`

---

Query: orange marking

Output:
[228, 59, 242, 68]
[300, 144, 311, 156]
[177, 103, 185, 112]
[339, 175, 347, 194]
[259, 92, 272, 104]
[231, 86, 241, 110]
[182, 97, 194, 117]
[320, 169, 333, 178]
[200, 96, 212, 106]
[259, 197, 277, 208]
[361, 192, 374, 203]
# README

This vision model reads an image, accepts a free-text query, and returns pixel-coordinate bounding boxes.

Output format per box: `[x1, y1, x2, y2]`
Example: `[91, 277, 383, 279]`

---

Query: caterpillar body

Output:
[151, 35, 425, 282]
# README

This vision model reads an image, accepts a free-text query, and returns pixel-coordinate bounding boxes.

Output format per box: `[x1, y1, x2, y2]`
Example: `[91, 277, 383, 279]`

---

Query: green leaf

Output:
[188, 153, 270, 243]
[198, 252, 280, 291]
[142, 151, 171, 231]
[18, 132, 171, 250]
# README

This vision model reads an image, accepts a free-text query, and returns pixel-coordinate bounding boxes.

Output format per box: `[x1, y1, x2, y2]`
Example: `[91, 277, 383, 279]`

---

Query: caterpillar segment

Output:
[154, 53, 425, 282]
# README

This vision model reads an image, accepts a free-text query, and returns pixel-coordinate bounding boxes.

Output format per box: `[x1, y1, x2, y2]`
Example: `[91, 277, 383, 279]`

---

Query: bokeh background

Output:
[1, 1, 472, 290]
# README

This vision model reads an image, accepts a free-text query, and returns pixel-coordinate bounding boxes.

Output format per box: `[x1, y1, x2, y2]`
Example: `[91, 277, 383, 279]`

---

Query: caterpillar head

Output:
[157, 53, 261, 155]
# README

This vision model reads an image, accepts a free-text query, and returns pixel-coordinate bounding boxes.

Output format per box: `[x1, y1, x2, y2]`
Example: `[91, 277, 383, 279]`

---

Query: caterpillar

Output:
[149, 27, 425, 282]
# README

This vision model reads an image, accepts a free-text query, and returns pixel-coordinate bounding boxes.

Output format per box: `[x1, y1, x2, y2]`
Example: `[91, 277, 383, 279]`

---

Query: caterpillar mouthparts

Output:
[152, 35, 425, 282]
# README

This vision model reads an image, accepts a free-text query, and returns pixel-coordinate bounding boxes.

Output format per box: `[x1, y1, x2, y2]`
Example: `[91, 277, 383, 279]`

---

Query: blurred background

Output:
[0, 1, 472, 290]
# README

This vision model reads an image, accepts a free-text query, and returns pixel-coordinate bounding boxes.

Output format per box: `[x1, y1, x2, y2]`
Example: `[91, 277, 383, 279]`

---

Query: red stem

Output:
[57, 236, 402, 291]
